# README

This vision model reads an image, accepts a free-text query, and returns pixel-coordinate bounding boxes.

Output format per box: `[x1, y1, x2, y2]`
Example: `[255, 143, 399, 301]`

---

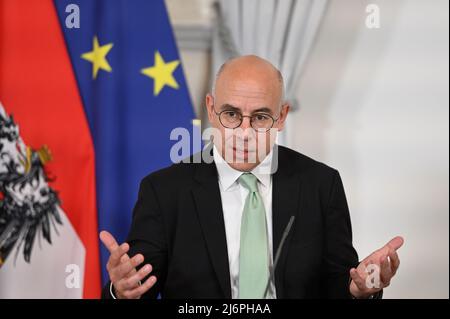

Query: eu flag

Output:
[54, 0, 196, 284]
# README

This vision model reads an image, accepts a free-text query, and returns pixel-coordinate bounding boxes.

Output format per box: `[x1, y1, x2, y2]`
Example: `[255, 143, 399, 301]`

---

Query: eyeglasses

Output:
[213, 107, 280, 132]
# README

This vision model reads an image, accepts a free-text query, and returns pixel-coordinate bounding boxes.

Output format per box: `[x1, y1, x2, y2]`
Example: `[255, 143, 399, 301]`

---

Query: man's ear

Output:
[205, 93, 215, 123]
[277, 103, 290, 131]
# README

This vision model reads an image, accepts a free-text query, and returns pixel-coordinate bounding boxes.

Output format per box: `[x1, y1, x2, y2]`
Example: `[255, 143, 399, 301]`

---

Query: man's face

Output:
[206, 62, 289, 171]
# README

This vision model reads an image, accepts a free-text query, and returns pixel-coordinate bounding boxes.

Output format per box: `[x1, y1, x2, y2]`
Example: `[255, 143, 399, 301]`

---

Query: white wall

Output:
[168, 0, 449, 298]
[290, 0, 449, 298]
[166, 0, 213, 116]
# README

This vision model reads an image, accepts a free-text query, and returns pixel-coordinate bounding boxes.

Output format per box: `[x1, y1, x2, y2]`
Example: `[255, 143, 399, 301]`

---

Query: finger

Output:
[108, 243, 130, 269]
[120, 253, 130, 263]
[122, 275, 157, 299]
[116, 263, 153, 291]
[364, 258, 379, 270]
[355, 263, 368, 280]
[120, 255, 138, 278]
[119, 254, 135, 272]
[99, 231, 119, 253]
[388, 249, 400, 273]
[350, 268, 366, 291]
[113, 252, 138, 278]
[110, 253, 144, 282]
[385, 236, 404, 251]
[379, 255, 391, 287]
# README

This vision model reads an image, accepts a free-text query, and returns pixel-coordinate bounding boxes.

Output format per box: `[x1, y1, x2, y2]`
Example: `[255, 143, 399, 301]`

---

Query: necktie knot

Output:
[239, 173, 258, 193]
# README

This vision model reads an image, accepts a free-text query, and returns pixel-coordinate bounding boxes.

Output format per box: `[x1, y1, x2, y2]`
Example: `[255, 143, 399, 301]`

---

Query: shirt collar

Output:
[213, 144, 273, 191]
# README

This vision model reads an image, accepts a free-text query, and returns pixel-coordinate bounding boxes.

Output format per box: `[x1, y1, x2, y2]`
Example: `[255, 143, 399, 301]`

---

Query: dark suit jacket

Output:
[102, 145, 359, 299]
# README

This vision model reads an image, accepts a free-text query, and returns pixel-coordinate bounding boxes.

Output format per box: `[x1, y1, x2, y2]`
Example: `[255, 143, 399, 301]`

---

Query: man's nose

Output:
[240, 116, 252, 130]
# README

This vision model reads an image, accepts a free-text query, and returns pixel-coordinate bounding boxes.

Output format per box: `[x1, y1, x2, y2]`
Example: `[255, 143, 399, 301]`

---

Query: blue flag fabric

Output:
[54, 0, 196, 284]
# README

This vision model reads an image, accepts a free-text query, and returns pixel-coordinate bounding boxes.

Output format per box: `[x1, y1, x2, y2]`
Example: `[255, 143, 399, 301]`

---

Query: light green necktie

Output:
[238, 173, 269, 299]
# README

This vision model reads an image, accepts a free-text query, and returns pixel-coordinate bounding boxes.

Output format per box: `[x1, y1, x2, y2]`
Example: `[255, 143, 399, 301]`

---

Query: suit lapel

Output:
[272, 145, 301, 298]
[191, 151, 231, 298]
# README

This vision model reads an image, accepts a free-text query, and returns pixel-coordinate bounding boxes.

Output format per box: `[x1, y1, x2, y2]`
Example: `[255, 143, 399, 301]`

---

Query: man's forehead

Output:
[216, 86, 278, 112]
[218, 71, 277, 89]
[218, 79, 277, 98]
[219, 92, 274, 109]
[225, 86, 270, 99]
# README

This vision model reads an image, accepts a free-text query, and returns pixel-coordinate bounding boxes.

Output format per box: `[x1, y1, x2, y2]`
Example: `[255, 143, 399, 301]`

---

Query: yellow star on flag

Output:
[81, 36, 113, 79]
[141, 51, 180, 96]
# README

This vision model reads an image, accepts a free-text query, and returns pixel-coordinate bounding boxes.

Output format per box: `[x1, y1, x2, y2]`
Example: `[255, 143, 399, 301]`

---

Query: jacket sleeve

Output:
[320, 170, 359, 298]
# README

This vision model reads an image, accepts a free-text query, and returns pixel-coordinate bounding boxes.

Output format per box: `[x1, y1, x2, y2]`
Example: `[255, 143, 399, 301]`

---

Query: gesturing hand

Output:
[349, 236, 404, 299]
[99, 231, 157, 299]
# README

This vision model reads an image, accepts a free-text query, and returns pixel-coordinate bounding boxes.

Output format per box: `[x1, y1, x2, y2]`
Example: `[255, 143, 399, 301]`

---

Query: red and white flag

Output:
[0, 0, 101, 298]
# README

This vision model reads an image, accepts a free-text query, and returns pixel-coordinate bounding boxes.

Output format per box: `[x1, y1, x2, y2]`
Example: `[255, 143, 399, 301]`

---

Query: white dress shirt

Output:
[213, 145, 277, 299]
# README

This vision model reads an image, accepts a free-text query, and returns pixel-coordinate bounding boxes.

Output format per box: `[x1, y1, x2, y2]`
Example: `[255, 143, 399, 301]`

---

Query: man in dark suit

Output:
[100, 55, 403, 299]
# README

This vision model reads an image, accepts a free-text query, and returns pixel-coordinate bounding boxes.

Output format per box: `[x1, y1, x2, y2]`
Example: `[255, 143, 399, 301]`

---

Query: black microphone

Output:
[264, 215, 296, 298]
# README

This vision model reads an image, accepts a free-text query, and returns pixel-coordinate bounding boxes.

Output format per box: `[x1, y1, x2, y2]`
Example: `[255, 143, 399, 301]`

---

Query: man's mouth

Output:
[232, 146, 258, 161]
[233, 146, 254, 154]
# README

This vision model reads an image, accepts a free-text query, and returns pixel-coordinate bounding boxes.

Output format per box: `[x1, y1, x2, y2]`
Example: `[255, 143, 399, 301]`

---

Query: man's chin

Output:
[218, 145, 267, 169]
[228, 161, 259, 172]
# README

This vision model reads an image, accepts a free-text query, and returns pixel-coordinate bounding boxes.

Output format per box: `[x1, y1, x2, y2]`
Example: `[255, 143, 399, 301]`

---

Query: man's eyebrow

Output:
[219, 104, 241, 112]
[219, 104, 273, 115]
[252, 107, 273, 114]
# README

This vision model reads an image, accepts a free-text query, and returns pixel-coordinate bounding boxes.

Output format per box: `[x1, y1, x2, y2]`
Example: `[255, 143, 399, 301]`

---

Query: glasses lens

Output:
[251, 113, 274, 131]
[220, 111, 241, 128]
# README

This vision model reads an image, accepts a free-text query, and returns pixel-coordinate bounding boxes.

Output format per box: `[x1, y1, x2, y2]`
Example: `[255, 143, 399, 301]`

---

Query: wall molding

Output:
[173, 24, 213, 51]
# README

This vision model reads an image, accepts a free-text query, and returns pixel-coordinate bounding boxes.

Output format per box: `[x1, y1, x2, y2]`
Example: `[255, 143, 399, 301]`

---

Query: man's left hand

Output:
[349, 236, 404, 298]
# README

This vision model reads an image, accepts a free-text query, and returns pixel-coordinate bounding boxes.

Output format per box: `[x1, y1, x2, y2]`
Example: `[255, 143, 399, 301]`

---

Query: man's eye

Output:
[254, 114, 270, 121]
[225, 111, 238, 118]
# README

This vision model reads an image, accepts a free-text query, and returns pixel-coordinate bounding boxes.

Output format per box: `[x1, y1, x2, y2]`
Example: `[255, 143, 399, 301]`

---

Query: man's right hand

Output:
[99, 230, 157, 299]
